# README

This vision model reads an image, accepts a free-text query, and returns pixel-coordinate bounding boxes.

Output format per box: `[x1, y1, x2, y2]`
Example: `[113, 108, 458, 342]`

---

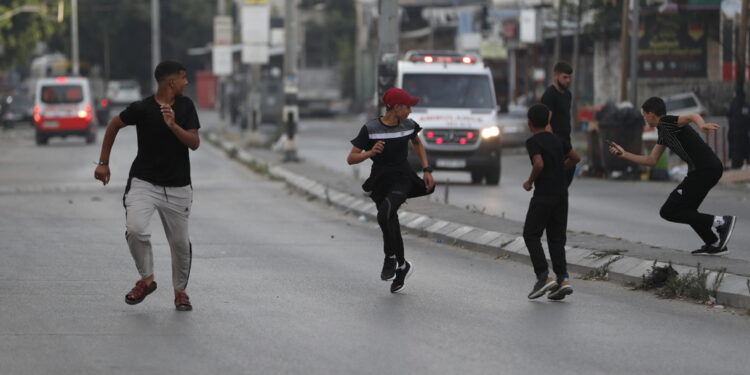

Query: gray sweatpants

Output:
[124, 177, 193, 290]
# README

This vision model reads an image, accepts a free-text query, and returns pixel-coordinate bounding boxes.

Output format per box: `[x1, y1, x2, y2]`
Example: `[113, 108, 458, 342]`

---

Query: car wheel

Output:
[35, 131, 48, 146]
[485, 156, 501, 186]
[470, 170, 484, 184]
[485, 167, 500, 185]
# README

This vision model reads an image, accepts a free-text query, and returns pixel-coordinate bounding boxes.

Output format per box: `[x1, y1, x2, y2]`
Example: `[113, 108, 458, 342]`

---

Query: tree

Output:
[2, 0, 214, 90]
[0, 0, 67, 70]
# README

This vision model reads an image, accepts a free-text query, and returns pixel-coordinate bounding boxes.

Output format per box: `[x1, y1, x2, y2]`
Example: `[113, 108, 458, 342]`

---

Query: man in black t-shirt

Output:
[523, 104, 580, 300]
[95, 61, 200, 311]
[541, 62, 575, 186]
[347, 87, 435, 293]
[609, 97, 737, 256]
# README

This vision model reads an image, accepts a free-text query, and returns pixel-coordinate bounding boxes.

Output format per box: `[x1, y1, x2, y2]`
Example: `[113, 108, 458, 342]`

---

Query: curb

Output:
[208, 132, 750, 309]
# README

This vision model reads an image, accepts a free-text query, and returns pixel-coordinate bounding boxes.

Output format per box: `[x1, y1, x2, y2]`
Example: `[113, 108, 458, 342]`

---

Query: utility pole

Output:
[71, 0, 79, 75]
[217, 0, 226, 122]
[377, 0, 399, 114]
[628, 0, 639, 106]
[736, 0, 748, 98]
[553, 0, 565, 67]
[572, 0, 583, 129]
[151, 0, 161, 92]
[733, 0, 749, 168]
[283, 0, 300, 162]
[378, 0, 399, 58]
[618, 0, 629, 102]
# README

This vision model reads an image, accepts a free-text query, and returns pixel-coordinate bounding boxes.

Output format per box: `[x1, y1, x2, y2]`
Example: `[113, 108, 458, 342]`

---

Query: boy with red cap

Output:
[347, 88, 435, 293]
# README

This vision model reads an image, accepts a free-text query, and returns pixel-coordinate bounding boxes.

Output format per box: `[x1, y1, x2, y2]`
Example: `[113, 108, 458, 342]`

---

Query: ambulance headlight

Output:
[481, 126, 500, 139]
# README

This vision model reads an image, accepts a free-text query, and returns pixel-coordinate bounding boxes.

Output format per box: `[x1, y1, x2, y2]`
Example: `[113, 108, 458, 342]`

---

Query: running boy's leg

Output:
[523, 196, 558, 299]
[124, 178, 158, 280]
[156, 184, 193, 292]
[545, 196, 569, 280]
[659, 170, 721, 246]
[376, 191, 407, 265]
[523, 196, 554, 278]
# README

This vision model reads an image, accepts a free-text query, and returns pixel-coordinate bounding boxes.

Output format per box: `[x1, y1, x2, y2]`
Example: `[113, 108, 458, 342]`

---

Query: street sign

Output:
[241, 3, 269, 64]
[241, 4, 269, 45]
[519, 9, 540, 44]
[213, 16, 232, 46]
[242, 44, 269, 64]
[213, 45, 233, 76]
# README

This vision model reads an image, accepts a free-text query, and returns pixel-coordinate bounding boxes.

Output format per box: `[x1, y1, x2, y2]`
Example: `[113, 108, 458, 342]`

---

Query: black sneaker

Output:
[547, 280, 573, 301]
[527, 277, 556, 299]
[381, 256, 397, 281]
[716, 216, 736, 249]
[691, 245, 729, 256]
[390, 261, 413, 293]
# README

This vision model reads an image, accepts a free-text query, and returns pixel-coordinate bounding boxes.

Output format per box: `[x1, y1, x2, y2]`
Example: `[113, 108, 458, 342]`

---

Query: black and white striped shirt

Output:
[656, 115, 721, 172]
[351, 118, 422, 166]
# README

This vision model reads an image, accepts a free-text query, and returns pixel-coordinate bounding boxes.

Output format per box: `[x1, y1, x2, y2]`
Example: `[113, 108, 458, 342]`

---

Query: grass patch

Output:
[582, 256, 623, 281]
[465, 204, 486, 214]
[588, 249, 627, 259]
[635, 261, 727, 304]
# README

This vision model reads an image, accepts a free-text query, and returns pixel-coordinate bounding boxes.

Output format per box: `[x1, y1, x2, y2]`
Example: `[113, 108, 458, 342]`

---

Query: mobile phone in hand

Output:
[606, 139, 622, 155]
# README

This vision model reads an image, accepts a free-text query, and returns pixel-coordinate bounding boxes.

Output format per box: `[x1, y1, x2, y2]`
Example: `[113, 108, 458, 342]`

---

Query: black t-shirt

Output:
[540, 85, 572, 139]
[350, 117, 422, 166]
[119, 95, 201, 187]
[656, 115, 721, 172]
[526, 132, 571, 196]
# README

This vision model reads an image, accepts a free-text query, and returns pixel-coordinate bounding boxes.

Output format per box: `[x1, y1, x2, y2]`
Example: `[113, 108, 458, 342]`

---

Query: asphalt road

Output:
[291, 116, 750, 261]
[0, 124, 749, 374]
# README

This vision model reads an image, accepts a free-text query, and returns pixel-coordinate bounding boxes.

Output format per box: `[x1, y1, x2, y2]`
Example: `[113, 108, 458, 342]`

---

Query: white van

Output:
[33, 77, 97, 145]
[400, 51, 502, 185]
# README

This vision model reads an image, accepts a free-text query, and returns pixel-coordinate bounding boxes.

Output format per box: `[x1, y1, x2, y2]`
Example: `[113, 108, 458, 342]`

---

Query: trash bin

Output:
[595, 102, 644, 179]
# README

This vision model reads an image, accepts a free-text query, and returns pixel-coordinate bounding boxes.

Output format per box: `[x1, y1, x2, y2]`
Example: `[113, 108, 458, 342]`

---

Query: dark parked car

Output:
[1, 94, 33, 128]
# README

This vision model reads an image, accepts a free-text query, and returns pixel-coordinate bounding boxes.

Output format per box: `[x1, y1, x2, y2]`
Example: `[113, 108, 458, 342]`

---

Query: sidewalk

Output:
[199, 109, 750, 309]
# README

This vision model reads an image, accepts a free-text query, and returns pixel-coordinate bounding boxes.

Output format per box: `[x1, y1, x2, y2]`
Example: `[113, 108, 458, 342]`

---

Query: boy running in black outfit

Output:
[608, 97, 737, 256]
[523, 104, 580, 300]
[347, 88, 435, 293]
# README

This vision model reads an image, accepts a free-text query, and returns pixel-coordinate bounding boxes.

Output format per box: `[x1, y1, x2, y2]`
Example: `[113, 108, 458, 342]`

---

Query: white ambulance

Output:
[400, 50, 502, 185]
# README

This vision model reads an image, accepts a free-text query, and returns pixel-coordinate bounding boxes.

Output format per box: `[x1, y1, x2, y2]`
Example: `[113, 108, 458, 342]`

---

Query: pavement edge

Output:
[207, 132, 750, 309]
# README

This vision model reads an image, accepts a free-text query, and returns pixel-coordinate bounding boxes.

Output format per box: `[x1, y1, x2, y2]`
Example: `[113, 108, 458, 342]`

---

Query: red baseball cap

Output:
[383, 87, 419, 107]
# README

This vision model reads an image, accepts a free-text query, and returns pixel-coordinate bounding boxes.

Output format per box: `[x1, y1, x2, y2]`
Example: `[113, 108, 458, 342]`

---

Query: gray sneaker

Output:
[716, 216, 736, 250]
[527, 277, 556, 299]
[691, 245, 729, 256]
[390, 261, 413, 293]
[547, 280, 573, 301]
[381, 256, 397, 281]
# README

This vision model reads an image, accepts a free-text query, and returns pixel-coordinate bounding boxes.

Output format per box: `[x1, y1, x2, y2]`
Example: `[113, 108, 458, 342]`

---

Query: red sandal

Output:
[174, 292, 192, 311]
[125, 280, 157, 305]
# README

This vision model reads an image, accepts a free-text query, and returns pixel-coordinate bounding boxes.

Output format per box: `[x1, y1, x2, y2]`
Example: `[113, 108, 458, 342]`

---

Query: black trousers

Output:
[366, 163, 434, 266]
[377, 191, 407, 264]
[523, 194, 569, 280]
[659, 167, 722, 246]
[557, 134, 575, 186]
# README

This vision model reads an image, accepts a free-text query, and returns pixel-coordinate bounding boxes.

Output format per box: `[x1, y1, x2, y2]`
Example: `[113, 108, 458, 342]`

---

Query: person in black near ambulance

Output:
[347, 88, 435, 293]
[95, 61, 200, 311]
[608, 97, 737, 256]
